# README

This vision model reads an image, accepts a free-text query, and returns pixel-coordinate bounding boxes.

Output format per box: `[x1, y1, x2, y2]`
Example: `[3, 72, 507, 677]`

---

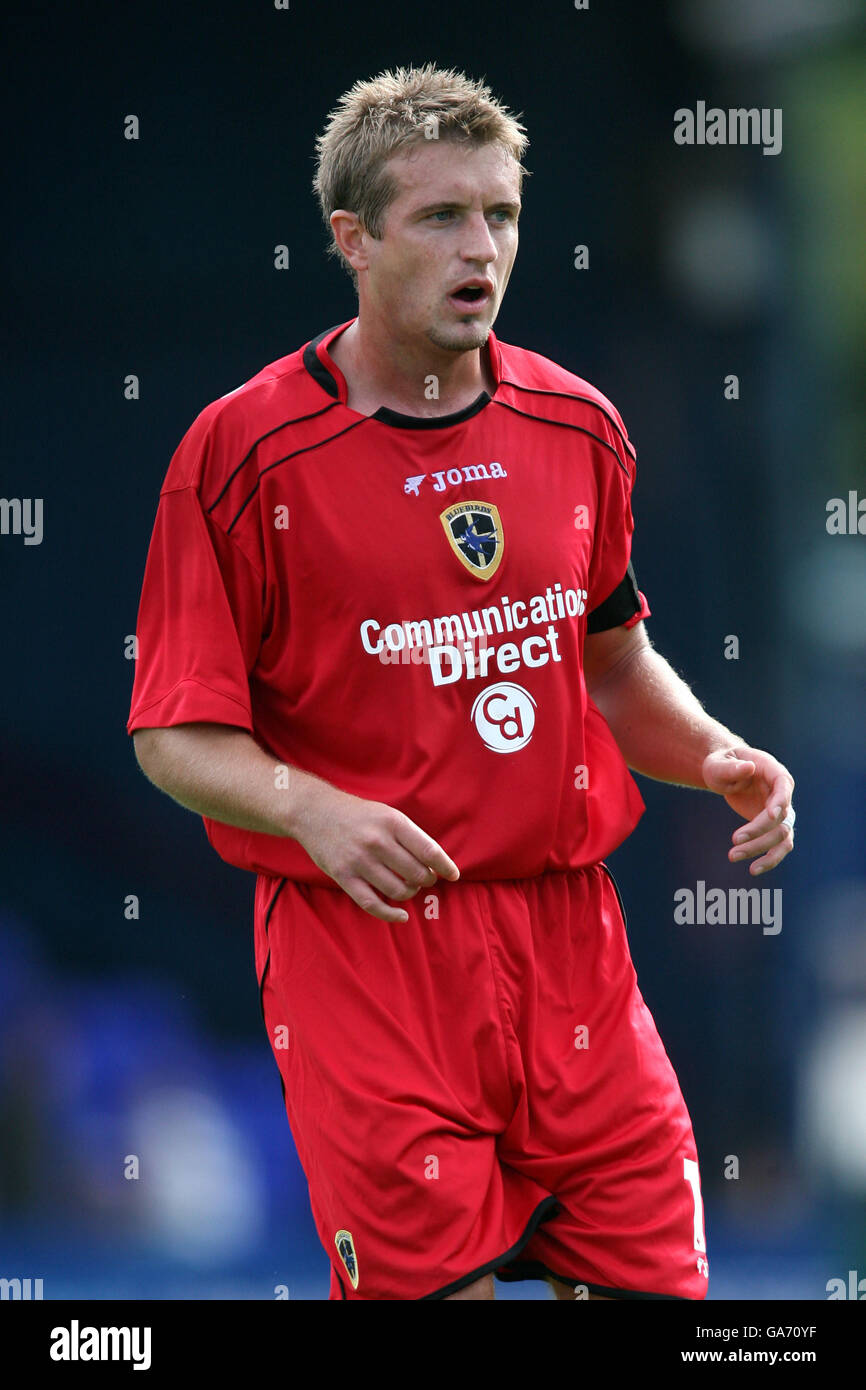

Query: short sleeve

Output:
[585, 415, 651, 633]
[127, 485, 264, 735]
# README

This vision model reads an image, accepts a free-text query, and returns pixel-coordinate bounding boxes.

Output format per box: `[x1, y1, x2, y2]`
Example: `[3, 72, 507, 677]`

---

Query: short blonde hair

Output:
[312, 63, 530, 287]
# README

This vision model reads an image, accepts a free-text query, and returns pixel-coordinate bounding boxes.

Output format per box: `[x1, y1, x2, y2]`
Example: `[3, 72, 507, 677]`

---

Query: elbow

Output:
[132, 727, 167, 783]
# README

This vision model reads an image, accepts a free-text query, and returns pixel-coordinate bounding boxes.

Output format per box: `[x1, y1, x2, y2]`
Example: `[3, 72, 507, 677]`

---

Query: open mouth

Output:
[449, 283, 492, 310]
[453, 286, 485, 302]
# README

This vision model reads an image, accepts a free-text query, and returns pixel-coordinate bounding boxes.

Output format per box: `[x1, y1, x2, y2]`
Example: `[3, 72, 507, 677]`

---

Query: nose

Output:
[459, 211, 498, 266]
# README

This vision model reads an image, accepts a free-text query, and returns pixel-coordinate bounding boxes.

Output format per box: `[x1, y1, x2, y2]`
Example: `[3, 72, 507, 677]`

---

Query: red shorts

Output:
[254, 863, 709, 1301]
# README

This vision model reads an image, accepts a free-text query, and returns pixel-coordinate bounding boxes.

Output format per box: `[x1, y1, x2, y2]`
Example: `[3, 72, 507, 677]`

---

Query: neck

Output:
[329, 315, 494, 418]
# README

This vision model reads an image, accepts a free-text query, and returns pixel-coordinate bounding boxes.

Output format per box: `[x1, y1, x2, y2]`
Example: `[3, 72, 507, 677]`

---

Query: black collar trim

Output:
[371, 393, 491, 429]
[302, 323, 494, 428]
[302, 325, 342, 400]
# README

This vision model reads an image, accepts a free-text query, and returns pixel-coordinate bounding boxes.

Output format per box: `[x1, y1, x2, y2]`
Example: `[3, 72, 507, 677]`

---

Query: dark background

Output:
[2, 0, 865, 1298]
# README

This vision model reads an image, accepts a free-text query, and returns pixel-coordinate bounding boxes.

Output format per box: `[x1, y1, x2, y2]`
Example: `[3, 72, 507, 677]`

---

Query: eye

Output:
[430, 210, 454, 222]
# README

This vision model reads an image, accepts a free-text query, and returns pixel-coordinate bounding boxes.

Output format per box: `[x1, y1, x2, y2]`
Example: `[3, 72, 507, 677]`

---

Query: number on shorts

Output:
[683, 1157, 706, 1253]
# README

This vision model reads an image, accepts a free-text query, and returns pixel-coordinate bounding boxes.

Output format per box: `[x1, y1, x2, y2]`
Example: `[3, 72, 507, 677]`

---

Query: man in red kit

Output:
[128, 64, 795, 1301]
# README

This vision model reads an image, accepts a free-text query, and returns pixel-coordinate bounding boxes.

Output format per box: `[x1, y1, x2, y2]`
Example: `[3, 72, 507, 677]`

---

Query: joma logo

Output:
[404, 462, 508, 497]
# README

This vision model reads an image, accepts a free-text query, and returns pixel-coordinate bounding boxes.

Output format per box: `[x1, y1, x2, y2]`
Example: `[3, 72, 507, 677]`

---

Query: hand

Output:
[702, 745, 795, 876]
[291, 780, 460, 922]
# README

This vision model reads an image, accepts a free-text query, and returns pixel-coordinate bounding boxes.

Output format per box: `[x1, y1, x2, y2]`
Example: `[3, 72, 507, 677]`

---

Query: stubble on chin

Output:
[426, 320, 491, 354]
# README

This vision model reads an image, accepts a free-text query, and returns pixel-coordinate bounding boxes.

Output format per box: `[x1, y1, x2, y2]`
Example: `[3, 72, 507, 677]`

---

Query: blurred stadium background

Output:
[2, 0, 864, 1299]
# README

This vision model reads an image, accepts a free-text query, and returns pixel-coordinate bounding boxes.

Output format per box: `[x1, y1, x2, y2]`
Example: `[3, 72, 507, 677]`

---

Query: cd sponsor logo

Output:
[471, 682, 536, 753]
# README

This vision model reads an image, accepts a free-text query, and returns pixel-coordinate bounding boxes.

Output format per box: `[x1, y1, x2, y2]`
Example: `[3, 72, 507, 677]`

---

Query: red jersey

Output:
[127, 318, 651, 884]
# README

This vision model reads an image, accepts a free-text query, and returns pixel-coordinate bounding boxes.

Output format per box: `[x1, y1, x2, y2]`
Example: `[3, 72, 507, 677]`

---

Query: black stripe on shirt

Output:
[498, 378, 636, 466]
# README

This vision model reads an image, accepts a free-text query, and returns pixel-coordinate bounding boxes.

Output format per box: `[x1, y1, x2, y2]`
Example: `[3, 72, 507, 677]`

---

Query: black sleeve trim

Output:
[586, 561, 642, 633]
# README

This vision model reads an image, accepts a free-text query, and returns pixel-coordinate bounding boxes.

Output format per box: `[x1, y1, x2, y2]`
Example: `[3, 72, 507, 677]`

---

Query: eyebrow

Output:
[411, 198, 522, 218]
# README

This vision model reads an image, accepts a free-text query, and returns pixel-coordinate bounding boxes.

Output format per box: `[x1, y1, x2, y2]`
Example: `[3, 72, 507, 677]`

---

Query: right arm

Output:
[132, 722, 459, 923]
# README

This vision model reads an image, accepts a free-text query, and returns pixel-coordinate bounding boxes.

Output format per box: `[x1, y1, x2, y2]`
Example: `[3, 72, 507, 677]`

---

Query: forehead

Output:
[382, 139, 521, 209]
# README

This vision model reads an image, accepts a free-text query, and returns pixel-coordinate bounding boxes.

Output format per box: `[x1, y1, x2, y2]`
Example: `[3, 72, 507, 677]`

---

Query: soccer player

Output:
[127, 65, 795, 1301]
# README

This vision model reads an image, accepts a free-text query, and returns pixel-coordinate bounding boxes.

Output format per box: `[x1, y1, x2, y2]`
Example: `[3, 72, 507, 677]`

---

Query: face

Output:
[350, 138, 521, 354]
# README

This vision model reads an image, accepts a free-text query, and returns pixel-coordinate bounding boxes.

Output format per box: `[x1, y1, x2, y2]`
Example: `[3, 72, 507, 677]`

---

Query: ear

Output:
[330, 209, 370, 275]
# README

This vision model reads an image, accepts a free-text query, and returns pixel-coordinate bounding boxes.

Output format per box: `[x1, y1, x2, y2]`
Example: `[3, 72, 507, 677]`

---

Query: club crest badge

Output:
[440, 501, 504, 580]
[335, 1229, 359, 1290]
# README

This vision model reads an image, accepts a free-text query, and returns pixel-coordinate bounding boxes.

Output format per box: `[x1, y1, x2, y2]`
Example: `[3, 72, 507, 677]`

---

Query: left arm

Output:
[584, 622, 795, 875]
